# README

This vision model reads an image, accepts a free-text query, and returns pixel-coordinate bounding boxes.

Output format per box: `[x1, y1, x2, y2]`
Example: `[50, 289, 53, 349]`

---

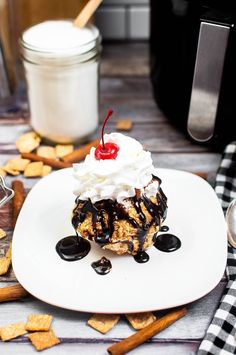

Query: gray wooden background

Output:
[0, 43, 224, 354]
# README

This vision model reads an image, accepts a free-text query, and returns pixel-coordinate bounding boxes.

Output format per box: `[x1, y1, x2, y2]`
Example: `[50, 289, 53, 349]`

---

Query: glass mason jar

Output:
[20, 20, 101, 144]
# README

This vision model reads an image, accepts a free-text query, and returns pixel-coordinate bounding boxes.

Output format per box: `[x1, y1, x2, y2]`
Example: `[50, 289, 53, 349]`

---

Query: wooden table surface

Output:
[0, 42, 225, 354]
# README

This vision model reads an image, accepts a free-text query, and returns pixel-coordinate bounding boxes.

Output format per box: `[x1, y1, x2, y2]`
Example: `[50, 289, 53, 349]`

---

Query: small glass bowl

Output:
[0, 175, 14, 208]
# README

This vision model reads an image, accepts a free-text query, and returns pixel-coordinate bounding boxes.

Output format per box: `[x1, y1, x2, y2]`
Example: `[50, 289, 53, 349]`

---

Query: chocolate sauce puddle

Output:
[56, 235, 91, 261]
[154, 233, 181, 252]
[133, 251, 149, 263]
[91, 256, 112, 275]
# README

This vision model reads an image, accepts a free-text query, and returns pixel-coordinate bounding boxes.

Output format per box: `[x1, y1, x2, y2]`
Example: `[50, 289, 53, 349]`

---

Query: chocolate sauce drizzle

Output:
[56, 235, 91, 261]
[91, 256, 112, 275]
[160, 225, 169, 232]
[72, 175, 168, 262]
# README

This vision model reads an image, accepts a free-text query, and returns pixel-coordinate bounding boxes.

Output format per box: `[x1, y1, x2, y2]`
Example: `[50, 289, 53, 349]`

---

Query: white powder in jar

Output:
[23, 20, 96, 52]
[21, 20, 101, 143]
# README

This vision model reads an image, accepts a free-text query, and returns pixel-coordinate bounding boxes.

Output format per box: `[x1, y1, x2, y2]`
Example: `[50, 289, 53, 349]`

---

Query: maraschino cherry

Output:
[95, 109, 119, 160]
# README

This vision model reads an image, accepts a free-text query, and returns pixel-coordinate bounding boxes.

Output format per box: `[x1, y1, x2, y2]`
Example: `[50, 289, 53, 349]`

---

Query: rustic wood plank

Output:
[119, 122, 212, 153]
[1, 77, 161, 123]
[0, 121, 217, 154]
[0, 42, 227, 354]
[0, 230, 13, 251]
[0, 123, 29, 145]
[0, 281, 226, 340]
[101, 77, 153, 98]
[100, 97, 167, 124]
[0, 0, 17, 91]
[0, 341, 199, 355]
[0, 82, 166, 124]
[1, 77, 158, 121]
[101, 43, 149, 77]
[0, 204, 12, 230]
[152, 153, 221, 174]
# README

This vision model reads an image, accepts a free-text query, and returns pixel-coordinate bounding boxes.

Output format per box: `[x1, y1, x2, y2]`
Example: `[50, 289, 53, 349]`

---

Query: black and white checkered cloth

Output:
[198, 142, 236, 355]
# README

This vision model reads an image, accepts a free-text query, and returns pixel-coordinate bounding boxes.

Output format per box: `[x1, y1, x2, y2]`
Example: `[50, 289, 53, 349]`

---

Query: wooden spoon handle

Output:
[74, 0, 103, 28]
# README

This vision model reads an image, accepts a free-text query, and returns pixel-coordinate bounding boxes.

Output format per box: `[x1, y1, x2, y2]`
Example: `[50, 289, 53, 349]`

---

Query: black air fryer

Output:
[150, 0, 236, 145]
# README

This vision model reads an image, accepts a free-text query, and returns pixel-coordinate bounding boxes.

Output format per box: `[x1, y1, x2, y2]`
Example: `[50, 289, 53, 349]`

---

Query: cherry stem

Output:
[101, 109, 113, 150]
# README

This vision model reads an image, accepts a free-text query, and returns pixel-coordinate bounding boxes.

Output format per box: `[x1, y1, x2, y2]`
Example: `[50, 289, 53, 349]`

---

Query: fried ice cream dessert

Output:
[72, 132, 167, 256]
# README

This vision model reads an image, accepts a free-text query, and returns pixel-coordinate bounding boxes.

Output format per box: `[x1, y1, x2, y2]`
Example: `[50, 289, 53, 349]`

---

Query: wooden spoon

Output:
[74, 0, 103, 28]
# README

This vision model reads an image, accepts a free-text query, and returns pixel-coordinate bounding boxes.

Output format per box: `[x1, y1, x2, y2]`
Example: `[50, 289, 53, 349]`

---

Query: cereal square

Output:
[41, 165, 52, 177]
[37, 146, 56, 160]
[0, 244, 12, 276]
[2, 164, 20, 176]
[28, 330, 60, 351]
[55, 145, 74, 158]
[26, 314, 53, 332]
[0, 257, 10, 275]
[24, 162, 43, 177]
[0, 322, 27, 341]
[125, 312, 156, 330]
[8, 158, 30, 172]
[87, 314, 120, 334]
[16, 131, 41, 153]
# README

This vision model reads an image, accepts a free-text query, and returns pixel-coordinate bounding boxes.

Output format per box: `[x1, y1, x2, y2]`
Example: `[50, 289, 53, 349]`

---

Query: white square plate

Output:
[12, 168, 227, 313]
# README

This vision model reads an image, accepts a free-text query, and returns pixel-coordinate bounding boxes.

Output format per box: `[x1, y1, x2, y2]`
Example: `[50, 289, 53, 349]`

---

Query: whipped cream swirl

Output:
[73, 133, 159, 203]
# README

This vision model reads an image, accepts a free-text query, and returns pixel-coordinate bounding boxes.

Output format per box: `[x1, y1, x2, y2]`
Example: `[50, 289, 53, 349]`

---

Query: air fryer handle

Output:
[187, 20, 230, 142]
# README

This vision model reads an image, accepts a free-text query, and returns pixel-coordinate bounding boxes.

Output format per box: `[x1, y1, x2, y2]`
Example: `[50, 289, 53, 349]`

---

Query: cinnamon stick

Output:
[107, 307, 187, 355]
[194, 171, 208, 180]
[61, 139, 100, 163]
[0, 283, 28, 302]
[21, 152, 72, 169]
[12, 180, 25, 228]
